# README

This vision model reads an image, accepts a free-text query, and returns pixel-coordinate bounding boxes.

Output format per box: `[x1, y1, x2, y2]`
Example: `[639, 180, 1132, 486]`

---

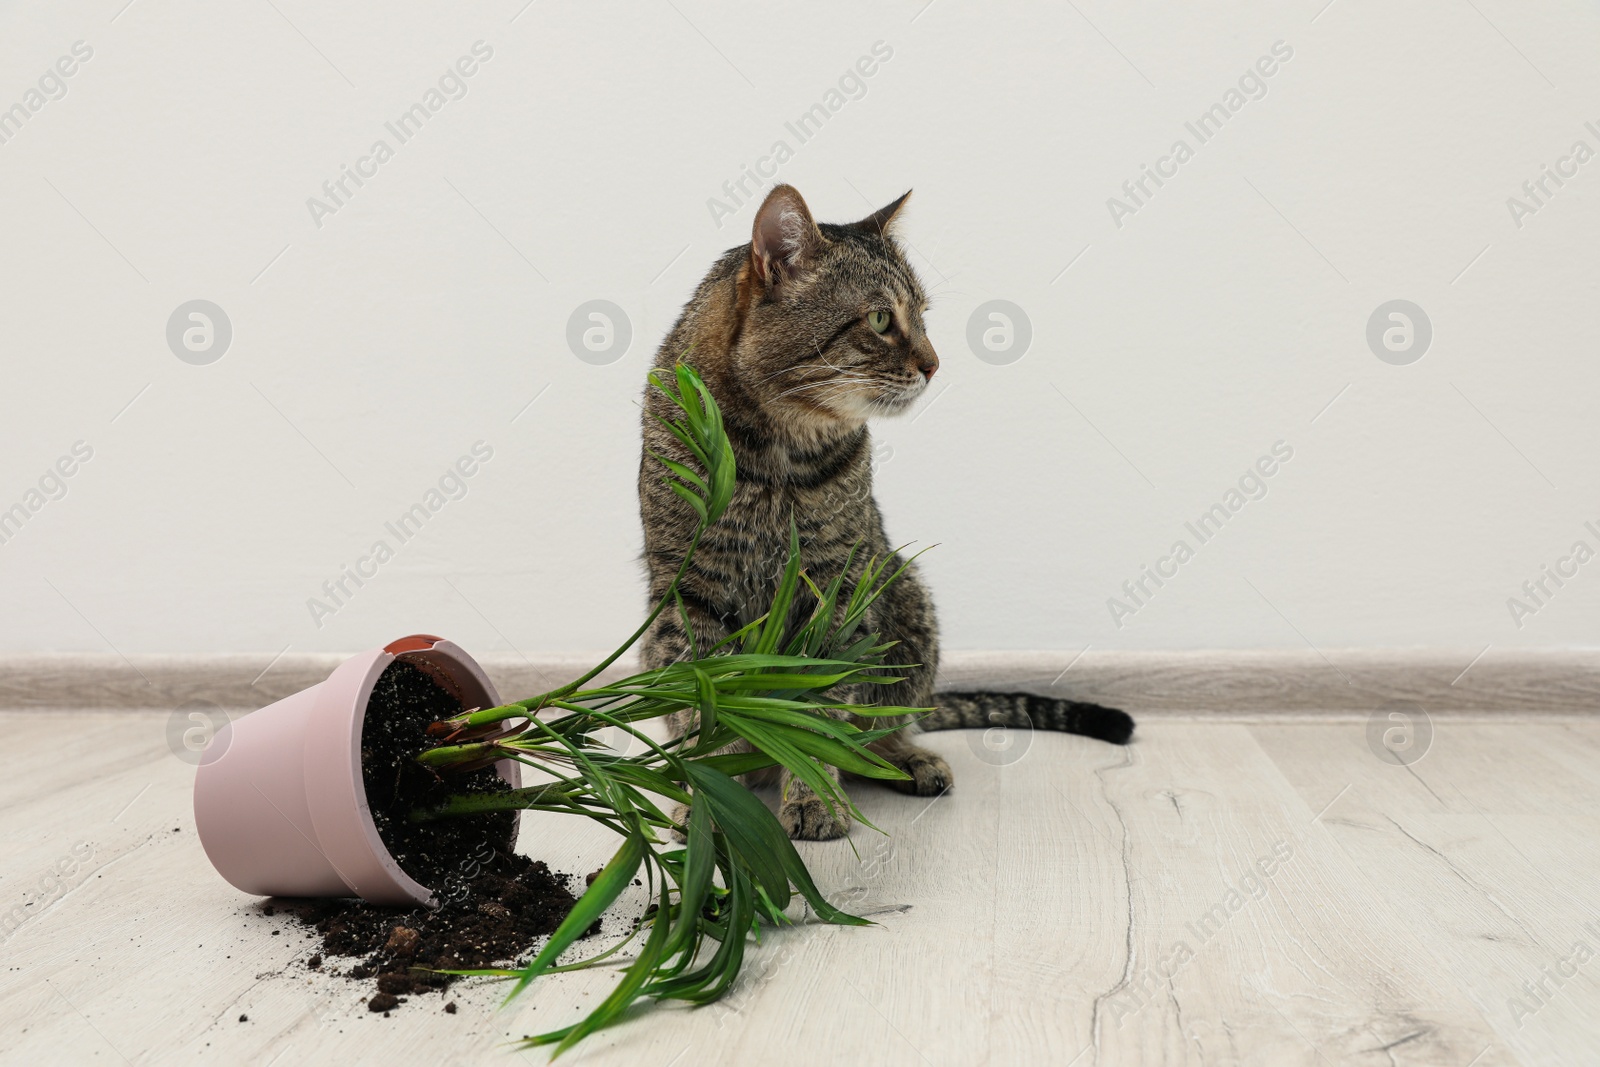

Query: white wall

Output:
[2, 0, 1598, 661]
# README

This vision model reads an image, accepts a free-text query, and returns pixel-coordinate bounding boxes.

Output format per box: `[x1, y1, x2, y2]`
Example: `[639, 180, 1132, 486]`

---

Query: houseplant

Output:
[195, 363, 928, 1054]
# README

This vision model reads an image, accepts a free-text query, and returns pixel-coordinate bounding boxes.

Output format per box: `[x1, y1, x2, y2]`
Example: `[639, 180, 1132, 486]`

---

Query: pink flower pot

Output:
[193, 634, 520, 908]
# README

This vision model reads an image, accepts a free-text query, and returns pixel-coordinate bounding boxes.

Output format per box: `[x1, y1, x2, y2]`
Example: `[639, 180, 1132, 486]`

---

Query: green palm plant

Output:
[409, 363, 927, 1055]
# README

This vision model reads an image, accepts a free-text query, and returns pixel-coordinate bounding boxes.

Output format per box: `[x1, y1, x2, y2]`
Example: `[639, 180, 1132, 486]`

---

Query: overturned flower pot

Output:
[193, 634, 521, 908]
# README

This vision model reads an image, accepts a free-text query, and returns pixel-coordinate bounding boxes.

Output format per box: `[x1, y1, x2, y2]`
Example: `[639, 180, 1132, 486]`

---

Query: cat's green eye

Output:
[867, 310, 892, 334]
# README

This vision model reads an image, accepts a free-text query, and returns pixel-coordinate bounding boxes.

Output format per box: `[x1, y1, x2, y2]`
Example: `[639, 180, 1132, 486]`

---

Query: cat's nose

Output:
[915, 347, 939, 381]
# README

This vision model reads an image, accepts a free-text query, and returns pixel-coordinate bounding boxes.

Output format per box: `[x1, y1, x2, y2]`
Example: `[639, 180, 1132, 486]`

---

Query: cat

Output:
[638, 183, 1134, 841]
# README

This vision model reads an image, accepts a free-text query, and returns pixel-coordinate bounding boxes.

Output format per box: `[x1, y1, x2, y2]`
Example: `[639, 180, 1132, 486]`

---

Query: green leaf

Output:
[716, 715, 848, 818]
[602, 761, 691, 805]
[673, 590, 699, 661]
[661, 793, 715, 961]
[761, 723, 909, 780]
[693, 666, 718, 749]
[686, 764, 870, 929]
[674, 363, 706, 422]
[713, 671, 865, 691]
[683, 764, 794, 910]
[667, 480, 708, 521]
[709, 692, 898, 714]
[706, 616, 765, 654]
[652, 413, 711, 469]
[650, 452, 709, 496]
[549, 876, 675, 1056]
[506, 832, 644, 1001]
[648, 861, 756, 1003]
[694, 750, 781, 777]
[754, 521, 802, 655]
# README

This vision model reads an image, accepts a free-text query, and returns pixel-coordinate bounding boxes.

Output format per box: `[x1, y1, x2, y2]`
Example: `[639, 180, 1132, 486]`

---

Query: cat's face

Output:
[732, 186, 939, 429]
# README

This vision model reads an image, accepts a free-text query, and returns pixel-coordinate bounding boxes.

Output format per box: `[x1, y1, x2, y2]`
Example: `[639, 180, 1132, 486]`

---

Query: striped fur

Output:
[922, 693, 1135, 745]
[639, 184, 1133, 840]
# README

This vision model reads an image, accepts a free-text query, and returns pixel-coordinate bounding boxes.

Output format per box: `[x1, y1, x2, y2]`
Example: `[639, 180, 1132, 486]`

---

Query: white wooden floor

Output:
[2, 709, 1597, 1066]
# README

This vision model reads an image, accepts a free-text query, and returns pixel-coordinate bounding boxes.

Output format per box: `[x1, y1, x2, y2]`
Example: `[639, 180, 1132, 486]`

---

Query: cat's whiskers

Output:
[798, 380, 887, 417]
[773, 373, 878, 403]
[756, 362, 812, 386]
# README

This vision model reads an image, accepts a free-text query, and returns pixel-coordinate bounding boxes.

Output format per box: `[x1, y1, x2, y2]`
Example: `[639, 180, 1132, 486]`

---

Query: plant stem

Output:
[410, 782, 573, 819]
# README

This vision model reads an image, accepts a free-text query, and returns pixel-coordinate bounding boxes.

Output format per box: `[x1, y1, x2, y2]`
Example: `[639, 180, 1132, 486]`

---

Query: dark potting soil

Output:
[277, 658, 593, 1015]
[362, 657, 516, 890]
[280, 854, 584, 1014]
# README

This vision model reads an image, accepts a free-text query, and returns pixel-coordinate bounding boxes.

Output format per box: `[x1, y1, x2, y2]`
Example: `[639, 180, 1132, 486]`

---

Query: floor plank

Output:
[1252, 721, 1600, 1066]
[6, 711, 1599, 1064]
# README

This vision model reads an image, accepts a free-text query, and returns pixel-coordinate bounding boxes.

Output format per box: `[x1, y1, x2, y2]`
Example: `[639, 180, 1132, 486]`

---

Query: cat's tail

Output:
[919, 691, 1135, 745]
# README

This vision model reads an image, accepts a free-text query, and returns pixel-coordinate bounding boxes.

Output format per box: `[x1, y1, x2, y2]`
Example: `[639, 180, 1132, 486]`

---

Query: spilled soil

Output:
[275, 658, 594, 1015]
[276, 852, 584, 1014]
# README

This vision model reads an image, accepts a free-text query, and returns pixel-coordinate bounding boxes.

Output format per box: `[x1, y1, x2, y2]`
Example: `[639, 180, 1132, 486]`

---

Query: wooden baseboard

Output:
[2, 647, 1597, 714]
[933, 648, 1600, 716]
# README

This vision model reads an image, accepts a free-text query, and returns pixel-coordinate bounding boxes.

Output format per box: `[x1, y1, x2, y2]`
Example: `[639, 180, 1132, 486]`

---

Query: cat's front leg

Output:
[778, 763, 852, 840]
[862, 554, 953, 797]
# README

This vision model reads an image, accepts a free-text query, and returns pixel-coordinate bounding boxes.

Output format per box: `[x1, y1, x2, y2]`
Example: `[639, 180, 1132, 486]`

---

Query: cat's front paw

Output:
[890, 748, 954, 796]
[779, 796, 852, 841]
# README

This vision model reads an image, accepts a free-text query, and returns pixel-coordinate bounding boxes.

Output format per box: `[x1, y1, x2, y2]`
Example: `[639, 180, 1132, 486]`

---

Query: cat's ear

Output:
[751, 184, 822, 288]
[850, 190, 912, 237]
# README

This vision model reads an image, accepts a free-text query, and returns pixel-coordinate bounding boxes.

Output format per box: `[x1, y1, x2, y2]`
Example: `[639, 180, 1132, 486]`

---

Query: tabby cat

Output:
[639, 184, 1134, 841]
